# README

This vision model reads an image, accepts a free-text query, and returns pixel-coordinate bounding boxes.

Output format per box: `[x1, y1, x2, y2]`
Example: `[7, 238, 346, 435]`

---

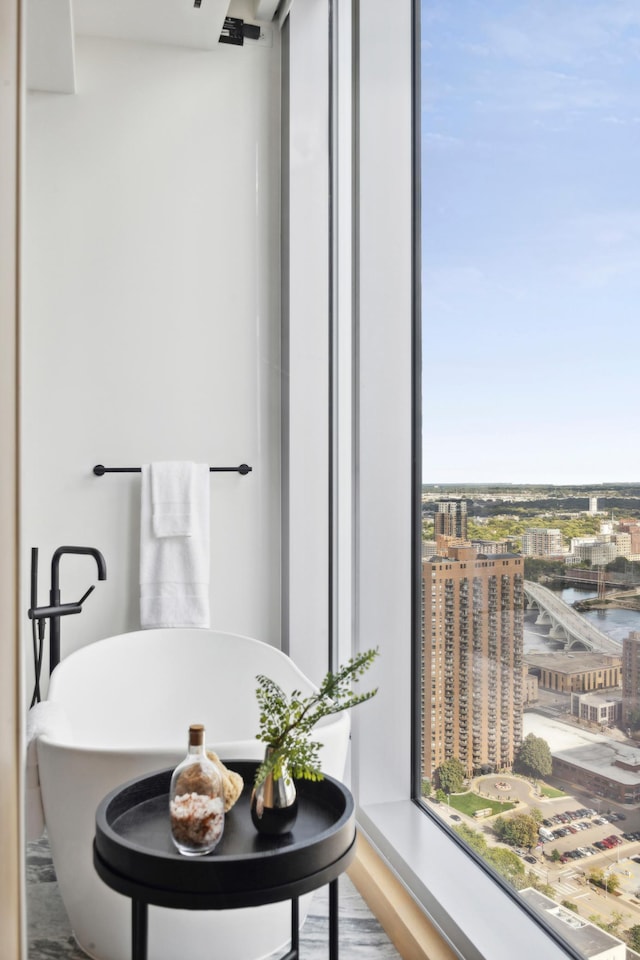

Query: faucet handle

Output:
[77, 584, 96, 606]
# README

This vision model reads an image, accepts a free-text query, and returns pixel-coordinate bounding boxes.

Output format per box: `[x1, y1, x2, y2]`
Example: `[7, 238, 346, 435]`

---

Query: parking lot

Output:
[510, 790, 640, 919]
[537, 804, 632, 864]
[457, 775, 640, 915]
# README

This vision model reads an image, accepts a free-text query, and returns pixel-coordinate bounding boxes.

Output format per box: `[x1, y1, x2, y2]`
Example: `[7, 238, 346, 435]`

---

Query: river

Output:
[558, 586, 640, 643]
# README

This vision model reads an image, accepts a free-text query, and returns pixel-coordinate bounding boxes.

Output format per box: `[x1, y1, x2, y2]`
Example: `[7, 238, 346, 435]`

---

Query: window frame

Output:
[286, 2, 582, 958]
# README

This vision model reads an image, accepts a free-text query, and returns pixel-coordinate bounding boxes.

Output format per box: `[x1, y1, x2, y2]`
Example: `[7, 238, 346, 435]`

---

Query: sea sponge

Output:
[206, 751, 244, 812]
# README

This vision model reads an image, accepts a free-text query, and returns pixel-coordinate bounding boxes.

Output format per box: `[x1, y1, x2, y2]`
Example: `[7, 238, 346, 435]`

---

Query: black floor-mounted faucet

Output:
[28, 545, 107, 688]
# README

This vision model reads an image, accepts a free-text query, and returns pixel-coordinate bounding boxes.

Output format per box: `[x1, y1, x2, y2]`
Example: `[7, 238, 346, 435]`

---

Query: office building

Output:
[422, 544, 524, 782]
[570, 690, 621, 727]
[573, 541, 617, 566]
[525, 652, 622, 695]
[433, 499, 468, 540]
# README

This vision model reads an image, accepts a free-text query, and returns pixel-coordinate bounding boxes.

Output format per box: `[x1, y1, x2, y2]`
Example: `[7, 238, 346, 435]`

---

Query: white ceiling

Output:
[72, 0, 232, 52]
[27, 0, 285, 94]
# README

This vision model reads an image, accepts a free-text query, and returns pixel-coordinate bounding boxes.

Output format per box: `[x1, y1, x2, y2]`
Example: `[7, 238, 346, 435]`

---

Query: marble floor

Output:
[27, 833, 402, 960]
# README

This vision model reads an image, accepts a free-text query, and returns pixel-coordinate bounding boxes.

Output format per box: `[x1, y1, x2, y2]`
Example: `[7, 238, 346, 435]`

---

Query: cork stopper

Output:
[188, 724, 205, 746]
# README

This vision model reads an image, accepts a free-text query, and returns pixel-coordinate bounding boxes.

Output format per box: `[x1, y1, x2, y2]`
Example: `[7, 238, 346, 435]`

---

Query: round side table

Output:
[94, 760, 356, 960]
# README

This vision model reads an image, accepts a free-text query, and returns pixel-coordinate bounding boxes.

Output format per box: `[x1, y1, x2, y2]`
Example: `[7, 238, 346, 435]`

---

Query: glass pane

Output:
[421, 2, 640, 955]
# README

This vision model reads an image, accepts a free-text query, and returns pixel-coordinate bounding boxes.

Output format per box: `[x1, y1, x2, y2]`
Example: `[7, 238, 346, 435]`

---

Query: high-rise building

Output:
[520, 528, 564, 557]
[622, 632, 640, 730]
[434, 499, 467, 539]
[612, 532, 632, 559]
[421, 544, 524, 783]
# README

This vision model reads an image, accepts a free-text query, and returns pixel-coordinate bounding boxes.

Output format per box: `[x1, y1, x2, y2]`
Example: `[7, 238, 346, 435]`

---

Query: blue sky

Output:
[421, 1, 640, 484]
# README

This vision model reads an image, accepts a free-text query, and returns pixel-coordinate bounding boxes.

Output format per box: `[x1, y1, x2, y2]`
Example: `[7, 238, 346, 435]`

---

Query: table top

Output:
[93, 760, 356, 910]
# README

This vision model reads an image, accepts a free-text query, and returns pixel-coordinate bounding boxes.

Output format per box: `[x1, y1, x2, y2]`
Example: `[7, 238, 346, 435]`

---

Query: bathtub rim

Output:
[41, 629, 350, 751]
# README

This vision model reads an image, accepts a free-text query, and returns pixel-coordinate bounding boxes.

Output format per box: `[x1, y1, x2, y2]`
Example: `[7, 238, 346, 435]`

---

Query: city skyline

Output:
[421, 1, 640, 485]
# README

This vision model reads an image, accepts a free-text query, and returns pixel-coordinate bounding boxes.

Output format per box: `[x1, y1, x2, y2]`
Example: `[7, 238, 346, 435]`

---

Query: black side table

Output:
[93, 761, 356, 960]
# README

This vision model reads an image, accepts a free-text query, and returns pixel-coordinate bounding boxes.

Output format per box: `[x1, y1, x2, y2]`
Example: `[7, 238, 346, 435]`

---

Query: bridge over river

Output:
[523, 581, 621, 653]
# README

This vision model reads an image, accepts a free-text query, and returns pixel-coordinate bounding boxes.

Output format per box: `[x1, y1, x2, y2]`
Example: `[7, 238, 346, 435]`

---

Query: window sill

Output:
[356, 800, 572, 960]
[348, 832, 459, 960]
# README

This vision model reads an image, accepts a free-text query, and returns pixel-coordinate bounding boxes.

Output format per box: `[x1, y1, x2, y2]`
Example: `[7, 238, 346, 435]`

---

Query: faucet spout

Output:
[48, 545, 107, 676]
[51, 545, 107, 593]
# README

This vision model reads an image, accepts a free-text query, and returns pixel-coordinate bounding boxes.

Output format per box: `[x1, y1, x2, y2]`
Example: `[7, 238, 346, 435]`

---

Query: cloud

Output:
[422, 131, 463, 147]
[423, 1, 640, 121]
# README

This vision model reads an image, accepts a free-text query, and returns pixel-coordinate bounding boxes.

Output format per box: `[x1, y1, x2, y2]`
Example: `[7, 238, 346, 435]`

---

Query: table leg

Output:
[329, 879, 339, 960]
[132, 899, 148, 960]
[291, 896, 299, 955]
[277, 897, 299, 960]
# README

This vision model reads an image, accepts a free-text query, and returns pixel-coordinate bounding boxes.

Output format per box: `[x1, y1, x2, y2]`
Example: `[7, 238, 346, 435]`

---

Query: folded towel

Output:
[151, 461, 196, 538]
[140, 462, 210, 628]
[25, 701, 72, 841]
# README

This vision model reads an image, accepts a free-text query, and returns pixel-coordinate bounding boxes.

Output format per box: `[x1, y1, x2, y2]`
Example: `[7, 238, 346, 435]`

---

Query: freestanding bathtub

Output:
[36, 629, 350, 960]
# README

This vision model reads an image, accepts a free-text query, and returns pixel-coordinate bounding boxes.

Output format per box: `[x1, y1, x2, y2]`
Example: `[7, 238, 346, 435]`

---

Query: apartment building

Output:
[520, 527, 564, 557]
[433, 499, 468, 540]
[422, 544, 524, 782]
[622, 632, 640, 730]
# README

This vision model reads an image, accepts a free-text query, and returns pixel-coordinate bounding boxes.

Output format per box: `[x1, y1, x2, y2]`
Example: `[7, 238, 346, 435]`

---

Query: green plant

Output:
[254, 647, 379, 786]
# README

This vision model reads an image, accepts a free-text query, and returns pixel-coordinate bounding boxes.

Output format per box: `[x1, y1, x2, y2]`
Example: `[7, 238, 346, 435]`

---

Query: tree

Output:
[514, 733, 552, 779]
[435, 788, 447, 804]
[589, 910, 624, 934]
[454, 823, 488, 856]
[493, 816, 507, 840]
[437, 757, 466, 795]
[523, 558, 567, 583]
[588, 870, 620, 895]
[550, 848, 561, 862]
[606, 874, 621, 895]
[485, 847, 525, 888]
[421, 778, 432, 797]
[627, 924, 640, 951]
[493, 813, 540, 849]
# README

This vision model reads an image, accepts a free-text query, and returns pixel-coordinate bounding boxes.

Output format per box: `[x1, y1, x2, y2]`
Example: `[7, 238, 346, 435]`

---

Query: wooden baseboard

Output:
[347, 833, 459, 960]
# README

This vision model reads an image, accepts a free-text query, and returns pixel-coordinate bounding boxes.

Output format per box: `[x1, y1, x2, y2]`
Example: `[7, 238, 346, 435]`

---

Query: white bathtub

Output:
[37, 629, 350, 960]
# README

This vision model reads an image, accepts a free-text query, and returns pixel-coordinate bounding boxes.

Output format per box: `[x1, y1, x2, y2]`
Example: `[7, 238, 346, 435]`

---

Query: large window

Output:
[348, 3, 571, 959]
[420, 3, 640, 957]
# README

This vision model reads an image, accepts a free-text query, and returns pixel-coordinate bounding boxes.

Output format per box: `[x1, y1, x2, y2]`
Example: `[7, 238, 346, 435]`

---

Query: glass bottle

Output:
[169, 723, 225, 856]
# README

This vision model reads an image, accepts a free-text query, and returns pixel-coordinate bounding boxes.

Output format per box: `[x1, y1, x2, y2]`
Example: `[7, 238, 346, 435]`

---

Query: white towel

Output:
[151, 461, 196, 538]
[140, 462, 210, 628]
[25, 701, 72, 841]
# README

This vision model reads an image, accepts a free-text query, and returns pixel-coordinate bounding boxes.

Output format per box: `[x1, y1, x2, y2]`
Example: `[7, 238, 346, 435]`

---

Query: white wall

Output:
[22, 31, 281, 697]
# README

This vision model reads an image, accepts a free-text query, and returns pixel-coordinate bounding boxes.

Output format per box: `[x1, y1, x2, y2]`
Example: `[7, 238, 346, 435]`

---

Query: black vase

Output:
[250, 748, 298, 835]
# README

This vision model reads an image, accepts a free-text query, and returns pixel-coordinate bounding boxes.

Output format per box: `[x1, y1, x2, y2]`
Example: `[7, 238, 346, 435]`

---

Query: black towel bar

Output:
[93, 464, 252, 476]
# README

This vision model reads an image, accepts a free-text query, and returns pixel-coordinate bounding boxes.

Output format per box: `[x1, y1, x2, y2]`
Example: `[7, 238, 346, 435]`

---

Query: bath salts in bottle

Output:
[169, 724, 225, 855]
